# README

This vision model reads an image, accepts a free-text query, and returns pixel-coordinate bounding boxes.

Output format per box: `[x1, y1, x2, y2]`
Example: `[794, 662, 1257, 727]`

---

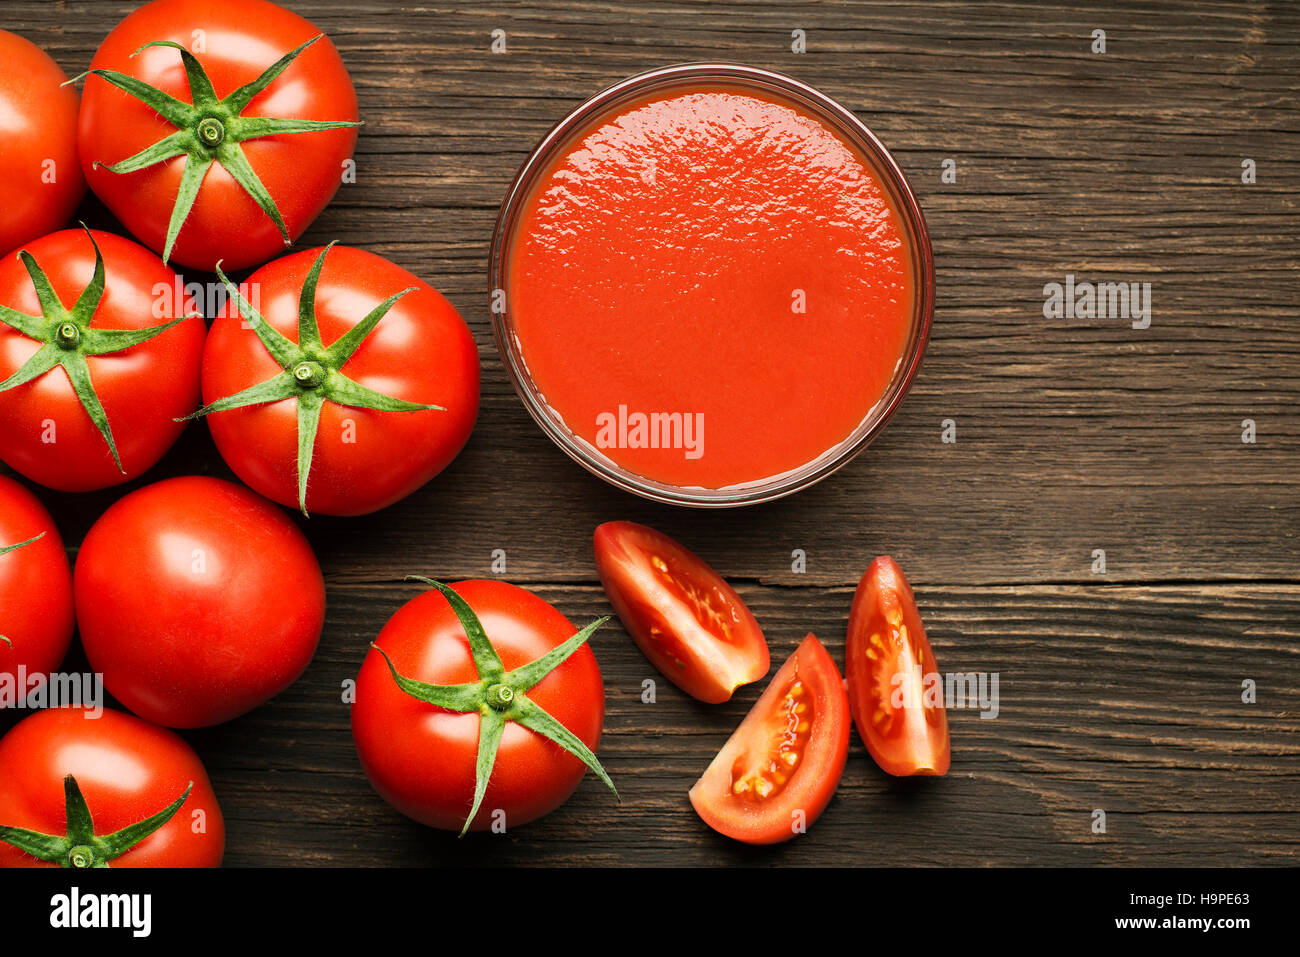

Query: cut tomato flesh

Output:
[727, 677, 812, 801]
[846, 556, 951, 776]
[650, 554, 736, 641]
[689, 633, 849, 844]
[595, 522, 769, 703]
[637, 553, 743, 674]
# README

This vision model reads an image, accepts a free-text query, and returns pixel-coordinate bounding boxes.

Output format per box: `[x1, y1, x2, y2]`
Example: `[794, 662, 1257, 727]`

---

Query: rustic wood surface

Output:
[1, 0, 1296, 866]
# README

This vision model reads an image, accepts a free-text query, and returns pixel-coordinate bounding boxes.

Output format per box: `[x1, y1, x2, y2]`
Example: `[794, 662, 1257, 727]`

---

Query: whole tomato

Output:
[352, 579, 616, 834]
[0, 228, 204, 492]
[77, 0, 359, 270]
[75, 476, 326, 728]
[196, 245, 479, 516]
[0, 31, 86, 257]
[0, 706, 224, 868]
[0, 475, 74, 687]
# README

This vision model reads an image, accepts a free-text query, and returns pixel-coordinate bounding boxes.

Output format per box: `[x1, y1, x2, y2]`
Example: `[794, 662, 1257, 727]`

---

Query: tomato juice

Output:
[496, 66, 931, 504]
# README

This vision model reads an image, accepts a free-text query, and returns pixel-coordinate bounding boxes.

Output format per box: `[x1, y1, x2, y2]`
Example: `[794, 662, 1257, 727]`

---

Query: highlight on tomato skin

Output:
[0, 31, 86, 258]
[0, 475, 74, 682]
[845, 556, 951, 777]
[594, 521, 770, 704]
[689, 633, 850, 845]
[74, 476, 326, 729]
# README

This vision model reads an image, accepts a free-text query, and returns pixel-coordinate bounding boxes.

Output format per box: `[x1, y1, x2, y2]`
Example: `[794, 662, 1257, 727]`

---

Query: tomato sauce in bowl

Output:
[492, 64, 933, 506]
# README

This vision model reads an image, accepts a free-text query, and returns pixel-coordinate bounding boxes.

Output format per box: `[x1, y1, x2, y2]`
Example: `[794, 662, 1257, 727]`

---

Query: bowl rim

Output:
[489, 61, 935, 508]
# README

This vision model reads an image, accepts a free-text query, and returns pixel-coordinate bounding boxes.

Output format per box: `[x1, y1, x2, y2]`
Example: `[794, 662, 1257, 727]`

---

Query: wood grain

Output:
[184, 580, 1298, 867]
[0, 0, 1296, 866]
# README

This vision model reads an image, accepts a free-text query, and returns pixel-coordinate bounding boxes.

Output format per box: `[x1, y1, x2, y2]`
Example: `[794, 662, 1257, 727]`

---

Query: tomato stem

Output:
[292, 360, 327, 390]
[197, 116, 225, 148]
[54, 322, 81, 350]
[485, 684, 514, 711]
[67, 845, 97, 869]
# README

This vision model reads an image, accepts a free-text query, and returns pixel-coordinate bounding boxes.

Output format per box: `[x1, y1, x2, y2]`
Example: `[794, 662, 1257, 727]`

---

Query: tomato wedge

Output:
[846, 556, 950, 776]
[689, 633, 849, 844]
[594, 521, 768, 703]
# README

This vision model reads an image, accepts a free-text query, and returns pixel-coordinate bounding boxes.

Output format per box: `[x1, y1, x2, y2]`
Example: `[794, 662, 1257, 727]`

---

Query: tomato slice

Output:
[594, 521, 769, 703]
[846, 556, 951, 776]
[689, 633, 850, 844]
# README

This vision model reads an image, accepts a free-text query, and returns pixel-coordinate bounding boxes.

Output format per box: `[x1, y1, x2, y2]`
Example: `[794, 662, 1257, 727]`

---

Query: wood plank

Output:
[179, 581, 1299, 866]
[0, 0, 1295, 866]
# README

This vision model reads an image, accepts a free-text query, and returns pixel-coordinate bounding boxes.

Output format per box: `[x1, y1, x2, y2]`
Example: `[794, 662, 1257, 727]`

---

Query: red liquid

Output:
[507, 86, 915, 489]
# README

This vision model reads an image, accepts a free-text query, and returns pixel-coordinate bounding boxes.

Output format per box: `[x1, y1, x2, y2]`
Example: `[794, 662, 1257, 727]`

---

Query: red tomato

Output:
[689, 633, 849, 844]
[0, 706, 223, 868]
[75, 476, 325, 728]
[78, 0, 359, 270]
[594, 521, 769, 703]
[352, 580, 609, 832]
[0, 229, 204, 492]
[198, 246, 479, 516]
[845, 556, 950, 776]
[0, 475, 74, 685]
[0, 32, 86, 257]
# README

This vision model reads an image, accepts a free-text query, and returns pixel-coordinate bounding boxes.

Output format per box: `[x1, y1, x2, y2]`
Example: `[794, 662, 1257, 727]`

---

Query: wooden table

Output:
[4, 0, 1296, 866]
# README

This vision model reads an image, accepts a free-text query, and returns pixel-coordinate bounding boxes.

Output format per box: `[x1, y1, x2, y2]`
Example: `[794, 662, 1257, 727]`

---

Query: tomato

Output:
[352, 579, 615, 834]
[0, 32, 86, 258]
[689, 633, 849, 844]
[0, 706, 223, 868]
[0, 475, 74, 685]
[845, 556, 950, 776]
[75, 476, 325, 728]
[594, 521, 768, 703]
[0, 228, 204, 492]
[77, 0, 359, 270]
[195, 245, 479, 516]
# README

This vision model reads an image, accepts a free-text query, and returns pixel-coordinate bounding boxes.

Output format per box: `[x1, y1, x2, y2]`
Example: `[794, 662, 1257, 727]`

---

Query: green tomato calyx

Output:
[0, 532, 45, 647]
[71, 36, 361, 264]
[0, 228, 189, 474]
[0, 774, 193, 868]
[178, 243, 443, 517]
[369, 578, 619, 837]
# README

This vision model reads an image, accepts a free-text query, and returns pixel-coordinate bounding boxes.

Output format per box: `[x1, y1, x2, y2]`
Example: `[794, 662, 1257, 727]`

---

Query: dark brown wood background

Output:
[1, 0, 1296, 867]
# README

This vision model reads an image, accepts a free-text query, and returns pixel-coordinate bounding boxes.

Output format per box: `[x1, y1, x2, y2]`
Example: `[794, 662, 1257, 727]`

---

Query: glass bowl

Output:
[489, 62, 935, 507]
